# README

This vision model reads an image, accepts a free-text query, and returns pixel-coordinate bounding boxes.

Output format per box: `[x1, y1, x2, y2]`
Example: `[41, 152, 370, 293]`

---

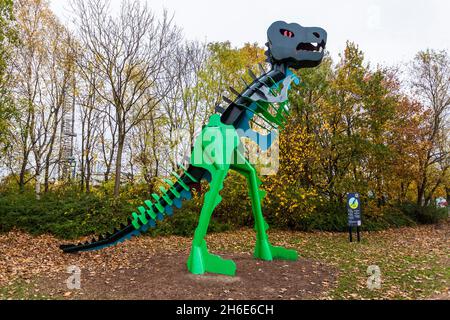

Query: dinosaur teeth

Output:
[296, 42, 323, 53]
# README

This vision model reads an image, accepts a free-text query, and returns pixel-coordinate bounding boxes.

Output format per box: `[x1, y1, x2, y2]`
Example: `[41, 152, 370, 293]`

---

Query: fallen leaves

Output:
[0, 230, 191, 290]
[0, 223, 448, 300]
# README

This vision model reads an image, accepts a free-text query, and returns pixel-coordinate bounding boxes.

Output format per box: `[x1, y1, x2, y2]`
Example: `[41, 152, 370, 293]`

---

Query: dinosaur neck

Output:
[220, 64, 288, 129]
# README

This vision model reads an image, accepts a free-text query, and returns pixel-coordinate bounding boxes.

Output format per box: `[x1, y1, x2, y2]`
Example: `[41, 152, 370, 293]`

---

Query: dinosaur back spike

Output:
[60, 167, 208, 255]
[215, 105, 226, 114]
[248, 68, 258, 81]
[258, 63, 267, 74]
[240, 77, 250, 88]
[254, 88, 268, 100]
[178, 164, 198, 183]
[223, 96, 234, 105]
[229, 86, 241, 98]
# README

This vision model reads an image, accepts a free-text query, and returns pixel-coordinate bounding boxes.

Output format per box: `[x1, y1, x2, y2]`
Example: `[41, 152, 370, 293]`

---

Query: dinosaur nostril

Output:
[313, 32, 320, 38]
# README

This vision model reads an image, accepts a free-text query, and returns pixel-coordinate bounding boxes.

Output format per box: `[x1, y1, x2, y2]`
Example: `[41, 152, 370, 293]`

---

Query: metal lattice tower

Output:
[59, 82, 77, 181]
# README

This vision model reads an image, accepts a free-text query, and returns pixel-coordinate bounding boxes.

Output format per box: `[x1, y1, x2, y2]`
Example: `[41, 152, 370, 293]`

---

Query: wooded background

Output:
[0, 0, 448, 238]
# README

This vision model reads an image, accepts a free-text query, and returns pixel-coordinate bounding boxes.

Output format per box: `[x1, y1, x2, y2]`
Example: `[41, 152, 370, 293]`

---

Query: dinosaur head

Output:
[266, 21, 327, 69]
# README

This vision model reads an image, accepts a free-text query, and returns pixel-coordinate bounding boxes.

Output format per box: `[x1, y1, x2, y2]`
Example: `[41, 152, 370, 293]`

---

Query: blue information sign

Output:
[347, 193, 362, 227]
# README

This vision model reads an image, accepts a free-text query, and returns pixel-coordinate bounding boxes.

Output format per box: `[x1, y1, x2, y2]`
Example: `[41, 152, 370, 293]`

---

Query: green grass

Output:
[205, 224, 448, 300]
[290, 226, 449, 299]
[0, 280, 52, 300]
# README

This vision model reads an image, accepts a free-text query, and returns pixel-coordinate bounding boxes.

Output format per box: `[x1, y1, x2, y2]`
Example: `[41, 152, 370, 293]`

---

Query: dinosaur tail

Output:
[60, 165, 207, 254]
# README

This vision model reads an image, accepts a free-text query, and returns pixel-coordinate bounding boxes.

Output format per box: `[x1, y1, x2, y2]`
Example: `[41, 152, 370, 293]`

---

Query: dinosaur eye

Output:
[280, 29, 295, 38]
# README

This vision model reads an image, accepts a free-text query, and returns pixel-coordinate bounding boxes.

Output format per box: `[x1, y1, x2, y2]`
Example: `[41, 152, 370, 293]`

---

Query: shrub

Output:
[399, 203, 448, 225]
[0, 182, 447, 241]
[0, 189, 133, 239]
[0, 187, 234, 240]
[148, 208, 233, 237]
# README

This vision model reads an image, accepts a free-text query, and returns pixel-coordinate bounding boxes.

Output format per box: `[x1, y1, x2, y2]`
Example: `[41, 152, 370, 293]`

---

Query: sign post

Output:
[347, 193, 362, 243]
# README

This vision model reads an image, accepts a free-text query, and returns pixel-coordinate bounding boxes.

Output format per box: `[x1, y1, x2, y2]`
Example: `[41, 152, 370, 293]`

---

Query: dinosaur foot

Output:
[254, 240, 298, 261]
[187, 240, 236, 276]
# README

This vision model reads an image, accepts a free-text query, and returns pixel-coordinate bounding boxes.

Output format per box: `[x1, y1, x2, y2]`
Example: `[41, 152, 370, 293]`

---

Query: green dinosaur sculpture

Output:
[61, 21, 328, 277]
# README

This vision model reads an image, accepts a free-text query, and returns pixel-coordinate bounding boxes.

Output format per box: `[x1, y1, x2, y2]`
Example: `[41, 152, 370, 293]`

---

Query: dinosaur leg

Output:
[231, 151, 298, 262]
[186, 168, 237, 276]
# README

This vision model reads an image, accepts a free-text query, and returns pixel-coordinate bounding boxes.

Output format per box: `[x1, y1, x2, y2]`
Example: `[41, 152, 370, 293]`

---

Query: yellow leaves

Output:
[253, 120, 321, 218]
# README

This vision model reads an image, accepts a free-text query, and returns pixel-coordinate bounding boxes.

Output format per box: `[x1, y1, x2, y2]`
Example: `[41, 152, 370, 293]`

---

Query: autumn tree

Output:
[198, 42, 266, 116]
[388, 98, 425, 202]
[128, 40, 208, 192]
[263, 122, 319, 226]
[77, 56, 103, 193]
[174, 41, 208, 155]
[72, 0, 181, 196]
[42, 18, 76, 192]
[409, 50, 450, 205]
[0, 0, 77, 198]
[8, 0, 56, 195]
[286, 43, 405, 213]
[0, 0, 17, 155]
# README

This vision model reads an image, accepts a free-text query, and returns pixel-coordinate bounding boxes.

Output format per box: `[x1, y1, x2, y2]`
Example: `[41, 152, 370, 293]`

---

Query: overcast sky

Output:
[50, 0, 449, 67]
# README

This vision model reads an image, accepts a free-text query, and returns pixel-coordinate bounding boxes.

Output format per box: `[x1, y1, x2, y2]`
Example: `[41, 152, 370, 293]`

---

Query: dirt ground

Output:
[39, 251, 336, 300]
[0, 231, 337, 300]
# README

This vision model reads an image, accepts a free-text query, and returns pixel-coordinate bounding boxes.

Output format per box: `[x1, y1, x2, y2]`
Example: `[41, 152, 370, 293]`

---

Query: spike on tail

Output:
[60, 166, 206, 254]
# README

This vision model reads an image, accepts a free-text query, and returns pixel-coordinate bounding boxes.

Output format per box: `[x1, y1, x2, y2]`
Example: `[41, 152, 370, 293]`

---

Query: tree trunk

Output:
[86, 157, 91, 193]
[104, 169, 110, 183]
[417, 177, 426, 206]
[35, 165, 41, 200]
[114, 133, 125, 197]
[44, 110, 60, 193]
[19, 155, 28, 192]
[80, 122, 85, 192]
[104, 144, 115, 183]
[44, 136, 57, 193]
[44, 159, 50, 193]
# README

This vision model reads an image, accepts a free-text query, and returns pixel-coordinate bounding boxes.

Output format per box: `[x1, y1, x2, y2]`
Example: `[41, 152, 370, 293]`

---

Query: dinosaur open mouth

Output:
[297, 41, 325, 53]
